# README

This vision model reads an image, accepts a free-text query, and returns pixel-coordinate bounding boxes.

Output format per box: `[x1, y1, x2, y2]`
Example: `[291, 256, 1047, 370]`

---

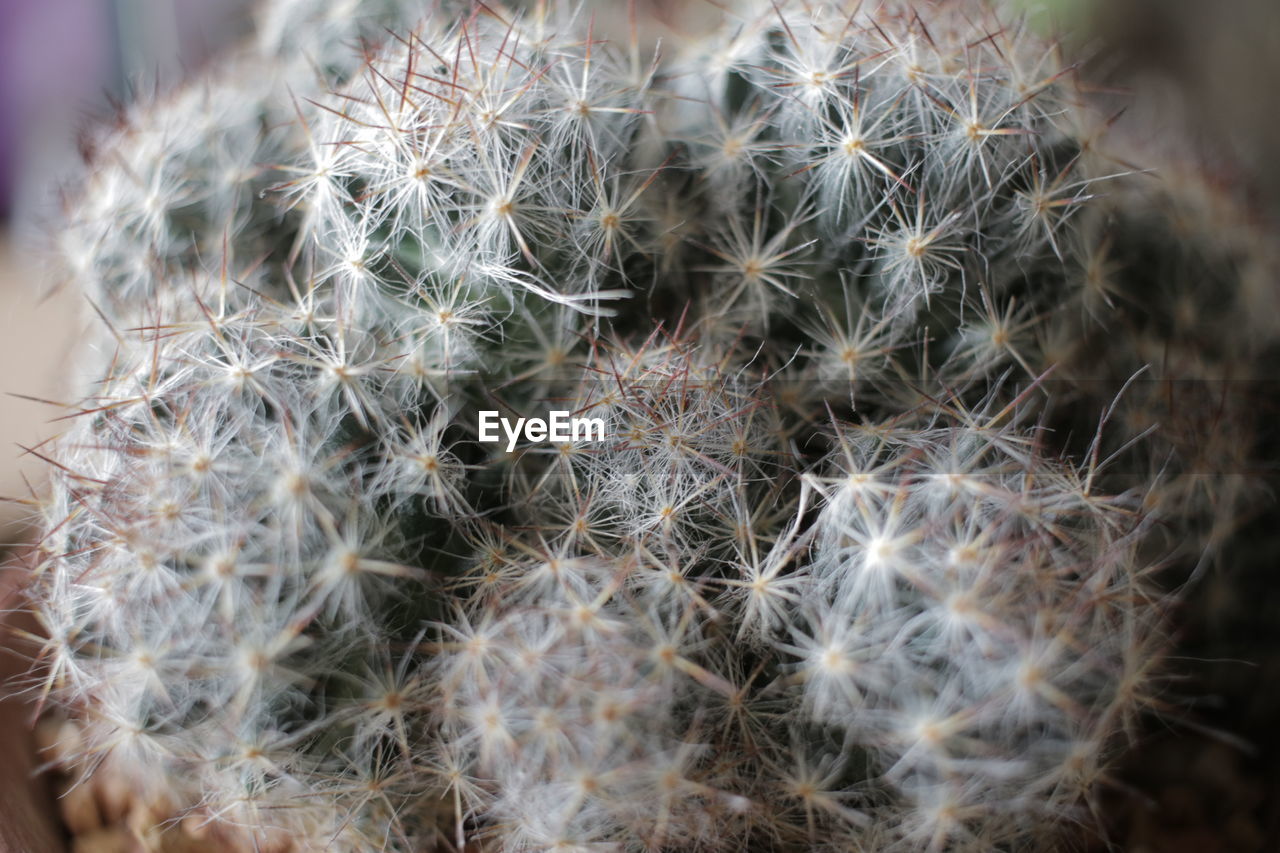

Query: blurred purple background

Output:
[0, 0, 248, 228]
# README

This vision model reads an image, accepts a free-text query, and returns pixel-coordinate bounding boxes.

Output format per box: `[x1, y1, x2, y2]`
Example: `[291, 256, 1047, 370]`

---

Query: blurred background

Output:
[0, 1, 1278, 850]
[0, 5, 255, 850]
[0, 0, 252, 543]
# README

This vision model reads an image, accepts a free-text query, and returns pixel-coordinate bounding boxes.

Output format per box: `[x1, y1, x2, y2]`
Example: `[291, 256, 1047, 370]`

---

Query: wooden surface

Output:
[0, 552, 65, 853]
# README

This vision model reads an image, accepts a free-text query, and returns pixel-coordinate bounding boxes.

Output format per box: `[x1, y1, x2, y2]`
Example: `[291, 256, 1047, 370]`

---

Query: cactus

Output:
[22, 1, 1185, 851]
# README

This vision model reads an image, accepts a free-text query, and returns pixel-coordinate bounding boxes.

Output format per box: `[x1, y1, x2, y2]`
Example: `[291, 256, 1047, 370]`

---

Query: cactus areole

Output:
[26, 1, 1178, 851]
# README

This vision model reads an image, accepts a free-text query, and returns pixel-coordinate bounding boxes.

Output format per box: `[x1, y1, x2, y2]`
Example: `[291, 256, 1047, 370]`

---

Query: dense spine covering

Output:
[24, 1, 1182, 850]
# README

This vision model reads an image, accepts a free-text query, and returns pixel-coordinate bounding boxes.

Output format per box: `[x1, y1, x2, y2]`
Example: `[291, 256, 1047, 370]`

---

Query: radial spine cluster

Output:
[26, 2, 1178, 851]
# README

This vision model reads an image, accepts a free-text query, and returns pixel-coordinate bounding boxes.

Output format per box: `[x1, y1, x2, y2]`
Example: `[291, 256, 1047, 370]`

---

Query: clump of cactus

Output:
[22, 1, 1194, 850]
